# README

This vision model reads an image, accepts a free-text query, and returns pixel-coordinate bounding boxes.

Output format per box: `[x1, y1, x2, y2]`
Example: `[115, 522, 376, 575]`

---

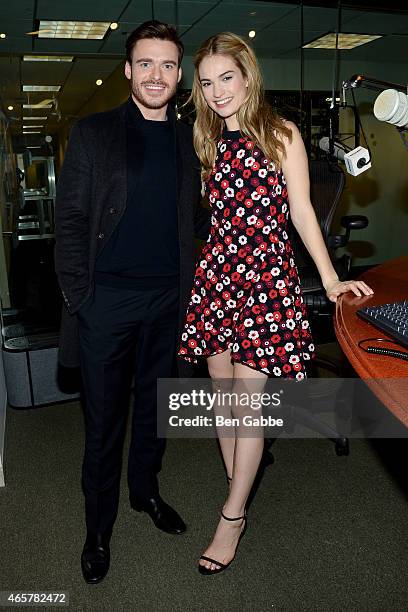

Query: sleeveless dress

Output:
[178, 130, 315, 380]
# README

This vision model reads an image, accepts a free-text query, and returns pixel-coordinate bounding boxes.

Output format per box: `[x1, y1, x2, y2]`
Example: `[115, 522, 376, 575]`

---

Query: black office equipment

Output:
[295, 160, 369, 447]
[1, 307, 80, 409]
[291, 159, 369, 319]
[264, 159, 370, 458]
[357, 300, 408, 349]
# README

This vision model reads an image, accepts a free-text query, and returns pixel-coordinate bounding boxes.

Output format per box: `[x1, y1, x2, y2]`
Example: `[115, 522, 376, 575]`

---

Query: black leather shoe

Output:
[81, 531, 111, 584]
[130, 495, 186, 535]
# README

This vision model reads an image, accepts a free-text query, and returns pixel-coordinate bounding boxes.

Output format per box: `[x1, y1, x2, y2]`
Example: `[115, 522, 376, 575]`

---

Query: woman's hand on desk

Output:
[324, 279, 374, 303]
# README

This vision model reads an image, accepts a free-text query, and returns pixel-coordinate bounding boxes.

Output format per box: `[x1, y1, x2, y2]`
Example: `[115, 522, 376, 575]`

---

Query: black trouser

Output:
[77, 283, 179, 536]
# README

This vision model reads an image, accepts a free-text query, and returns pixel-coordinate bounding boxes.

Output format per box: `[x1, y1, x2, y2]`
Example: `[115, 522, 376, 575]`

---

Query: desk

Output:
[334, 256, 408, 427]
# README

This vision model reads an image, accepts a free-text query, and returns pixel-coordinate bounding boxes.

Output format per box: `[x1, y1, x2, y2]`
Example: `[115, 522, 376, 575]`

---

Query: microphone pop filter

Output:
[374, 89, 408, 128]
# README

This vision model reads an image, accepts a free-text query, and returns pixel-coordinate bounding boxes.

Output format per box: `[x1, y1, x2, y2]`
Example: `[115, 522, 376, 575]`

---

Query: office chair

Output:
[265, 158, 368, 458]
[294, 158, 368, 315]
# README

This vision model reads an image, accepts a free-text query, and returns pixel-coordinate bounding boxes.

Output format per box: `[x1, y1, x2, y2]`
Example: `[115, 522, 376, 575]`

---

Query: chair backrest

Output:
[289, 158, 346, 269]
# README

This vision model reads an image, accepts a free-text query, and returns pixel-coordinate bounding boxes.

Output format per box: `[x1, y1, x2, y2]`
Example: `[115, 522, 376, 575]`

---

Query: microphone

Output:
[319, 136, 348, 161]
[374, 89, 408, 129]
[319, 136, 371, 176]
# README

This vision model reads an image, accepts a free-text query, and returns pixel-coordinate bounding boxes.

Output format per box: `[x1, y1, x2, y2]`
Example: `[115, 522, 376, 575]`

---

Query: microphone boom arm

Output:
[343, 74, 407, 94]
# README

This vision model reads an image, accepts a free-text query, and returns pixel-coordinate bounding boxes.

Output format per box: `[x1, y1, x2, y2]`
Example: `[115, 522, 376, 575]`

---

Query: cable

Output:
[358, 337, 408, 361]
[351, 89, 372, 162]
[327, 0, 342, 158]
[331, 0, 342, 111]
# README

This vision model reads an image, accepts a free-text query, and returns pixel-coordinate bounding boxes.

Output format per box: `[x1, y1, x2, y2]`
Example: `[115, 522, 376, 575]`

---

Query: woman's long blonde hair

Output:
[190, 32, 292, 181]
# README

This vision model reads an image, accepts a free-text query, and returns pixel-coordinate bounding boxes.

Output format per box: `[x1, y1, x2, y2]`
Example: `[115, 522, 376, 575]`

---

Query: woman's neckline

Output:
[222, 129, 244, 141]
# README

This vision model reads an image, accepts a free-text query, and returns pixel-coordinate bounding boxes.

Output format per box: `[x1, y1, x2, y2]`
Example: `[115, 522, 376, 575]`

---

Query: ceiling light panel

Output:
[23, 104, 52, 109]
[303, 33, 382, 50]
[38, 20, 111, 40]
[23, 116, 48, 120]
[23, 55, 73, 62]
[23, 85, 61, 92]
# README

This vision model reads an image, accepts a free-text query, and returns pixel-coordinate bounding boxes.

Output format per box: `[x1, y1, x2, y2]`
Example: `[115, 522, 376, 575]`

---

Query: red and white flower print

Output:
[178, 133, 315, 379]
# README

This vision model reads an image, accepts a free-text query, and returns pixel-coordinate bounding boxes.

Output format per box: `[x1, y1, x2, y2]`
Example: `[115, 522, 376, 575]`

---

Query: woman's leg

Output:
[225, 364, 266, 516]
[199, 363, 267, 571]
[207, 351, 234, 480]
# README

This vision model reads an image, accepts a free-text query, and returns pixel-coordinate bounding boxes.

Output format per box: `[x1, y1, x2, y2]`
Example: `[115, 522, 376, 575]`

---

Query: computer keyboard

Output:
[357, 299, 408, 349]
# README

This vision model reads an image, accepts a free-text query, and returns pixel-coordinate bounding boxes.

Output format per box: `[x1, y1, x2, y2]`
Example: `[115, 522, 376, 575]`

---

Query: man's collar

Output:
[126, 95, 176, 125]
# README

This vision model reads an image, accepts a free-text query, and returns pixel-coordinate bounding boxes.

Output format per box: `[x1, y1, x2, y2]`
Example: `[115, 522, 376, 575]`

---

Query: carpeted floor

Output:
[0, 344, 407, 611]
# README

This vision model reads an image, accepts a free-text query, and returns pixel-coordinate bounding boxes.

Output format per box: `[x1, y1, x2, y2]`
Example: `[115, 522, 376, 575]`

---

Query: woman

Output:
[178, 32, 373, 575]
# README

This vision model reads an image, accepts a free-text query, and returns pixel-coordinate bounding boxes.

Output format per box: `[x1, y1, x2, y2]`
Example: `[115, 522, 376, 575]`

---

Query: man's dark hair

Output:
[125, 20, 184, 66]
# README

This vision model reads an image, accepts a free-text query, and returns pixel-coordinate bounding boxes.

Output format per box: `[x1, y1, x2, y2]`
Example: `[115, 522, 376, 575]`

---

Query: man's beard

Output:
[131, 79, 177, 110]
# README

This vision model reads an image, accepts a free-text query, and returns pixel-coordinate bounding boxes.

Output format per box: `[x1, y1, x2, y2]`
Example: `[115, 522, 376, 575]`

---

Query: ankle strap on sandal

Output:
[221, 510, 245, 522]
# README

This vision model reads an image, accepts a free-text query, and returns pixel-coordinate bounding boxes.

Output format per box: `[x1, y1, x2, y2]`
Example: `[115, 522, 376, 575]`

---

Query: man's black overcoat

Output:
[55, 100, 209, 373]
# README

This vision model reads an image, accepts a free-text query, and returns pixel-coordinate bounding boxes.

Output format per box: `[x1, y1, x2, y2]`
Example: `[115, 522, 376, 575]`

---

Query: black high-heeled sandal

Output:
[198, 510, 247, 576]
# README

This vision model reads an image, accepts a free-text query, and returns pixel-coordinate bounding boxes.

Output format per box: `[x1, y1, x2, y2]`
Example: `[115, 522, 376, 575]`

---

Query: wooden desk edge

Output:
[334, 280, 408, 428]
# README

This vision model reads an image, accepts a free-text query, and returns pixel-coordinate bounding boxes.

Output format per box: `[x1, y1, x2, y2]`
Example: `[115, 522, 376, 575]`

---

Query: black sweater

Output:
[95, 97, 179, 287]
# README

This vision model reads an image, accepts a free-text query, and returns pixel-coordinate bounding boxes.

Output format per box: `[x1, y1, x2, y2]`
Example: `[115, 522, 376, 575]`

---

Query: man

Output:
[55, 21, 209, 584]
